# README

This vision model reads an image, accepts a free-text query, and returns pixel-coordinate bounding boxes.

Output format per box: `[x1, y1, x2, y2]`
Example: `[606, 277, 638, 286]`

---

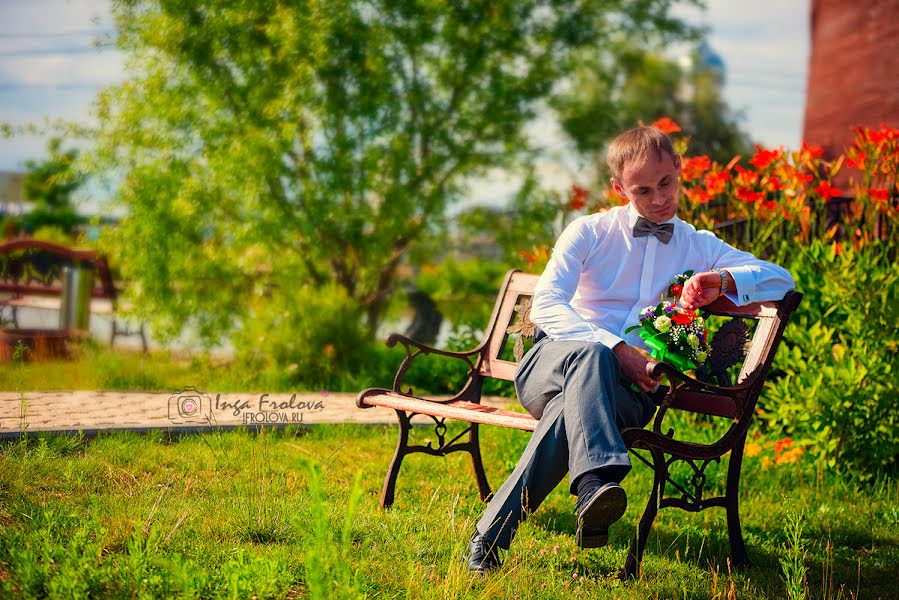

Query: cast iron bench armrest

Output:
[632, 360, 760, 460]
[622, 427, 742, 461]
[646, 360, 758, 396]
[379, 333, 487, 401]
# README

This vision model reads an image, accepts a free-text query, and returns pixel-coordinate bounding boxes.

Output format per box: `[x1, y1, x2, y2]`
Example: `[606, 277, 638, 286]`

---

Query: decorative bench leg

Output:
[726, 438, 751, 567]
[468, 423, 492, 502]
[381, 409, 412, 509]
[621, 450, 665, 580]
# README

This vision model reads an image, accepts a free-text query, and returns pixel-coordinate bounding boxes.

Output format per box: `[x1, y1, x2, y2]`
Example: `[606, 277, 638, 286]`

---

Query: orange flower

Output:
[734, 165, 759, 186]
[869, 188, 889, 202]
[767, 176, 783, 191]
[651, 117, 682, 134]
[868, 129, 887, 144]
[745, 442, 762, 457]
[846, 151, 866, 169]
[749, 145, 782, 169]
[681, 155, 712, 181]
[833, 242, 842, 256]
[775, 447, 805, 465]
[703, 170, 729, 195]
[685, 187, 714, 204]
[774, 437, 793, 455]
[736, 186, 764, 203]
[814, 181, 841, 198]
[569, 184, 589, 211]
[801, 141, 824, 158]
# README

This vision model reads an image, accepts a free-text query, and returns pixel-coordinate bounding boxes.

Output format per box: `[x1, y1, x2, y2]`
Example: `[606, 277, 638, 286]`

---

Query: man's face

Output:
[611, 151, 682, 224]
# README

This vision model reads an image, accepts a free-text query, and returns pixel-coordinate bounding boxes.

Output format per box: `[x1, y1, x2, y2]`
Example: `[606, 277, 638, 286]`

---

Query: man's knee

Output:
[573, 342, 618, 371]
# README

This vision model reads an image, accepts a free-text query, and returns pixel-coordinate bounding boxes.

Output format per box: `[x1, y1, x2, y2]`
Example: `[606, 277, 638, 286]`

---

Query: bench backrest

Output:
[0, 239, 117, 301]
[477, 270, 541, 381]
[476, 268, 801, 420]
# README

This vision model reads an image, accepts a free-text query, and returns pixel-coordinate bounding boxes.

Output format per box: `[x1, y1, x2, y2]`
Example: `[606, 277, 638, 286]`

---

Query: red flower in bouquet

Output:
[626, 272, 711, 372]
[671, 311, 692, 326]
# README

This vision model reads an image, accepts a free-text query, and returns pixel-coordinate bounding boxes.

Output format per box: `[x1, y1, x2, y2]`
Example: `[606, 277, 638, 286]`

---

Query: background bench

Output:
[0, 238, 147, 351]
[357, 269, 801, 578]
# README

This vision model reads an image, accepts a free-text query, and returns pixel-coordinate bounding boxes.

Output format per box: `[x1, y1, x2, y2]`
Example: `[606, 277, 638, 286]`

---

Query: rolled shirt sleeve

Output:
[530, 217, 625, 349]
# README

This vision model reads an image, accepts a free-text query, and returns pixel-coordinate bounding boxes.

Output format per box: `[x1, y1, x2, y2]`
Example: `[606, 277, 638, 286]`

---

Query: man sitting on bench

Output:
[467, 126, 795, 573]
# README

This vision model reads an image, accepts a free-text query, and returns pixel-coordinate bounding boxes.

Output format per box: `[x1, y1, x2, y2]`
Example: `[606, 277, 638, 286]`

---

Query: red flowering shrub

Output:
[672, 123, 899, 260]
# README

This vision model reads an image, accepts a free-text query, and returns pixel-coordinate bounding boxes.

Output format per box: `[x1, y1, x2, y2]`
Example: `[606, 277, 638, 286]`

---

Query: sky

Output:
[0, 0, 810, 211]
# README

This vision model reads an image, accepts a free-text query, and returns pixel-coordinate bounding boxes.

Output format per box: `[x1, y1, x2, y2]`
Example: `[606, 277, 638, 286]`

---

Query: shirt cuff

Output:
[724, 266, 757, 305]
[593, 328, 624, 350]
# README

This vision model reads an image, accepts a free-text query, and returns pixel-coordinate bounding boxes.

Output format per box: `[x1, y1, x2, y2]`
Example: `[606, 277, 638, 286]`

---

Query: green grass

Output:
[0, 339, 482, 395]
[0, 340, 378, 393]
[1, 419, 896, 599]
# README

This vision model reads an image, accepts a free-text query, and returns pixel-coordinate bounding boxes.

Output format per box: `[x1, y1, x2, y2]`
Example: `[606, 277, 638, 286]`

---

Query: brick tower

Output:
[802, 0, 899, 159]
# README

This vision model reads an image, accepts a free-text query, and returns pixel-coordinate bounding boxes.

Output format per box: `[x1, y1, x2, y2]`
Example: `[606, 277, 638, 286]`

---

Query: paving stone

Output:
[0, 390, 518, 437]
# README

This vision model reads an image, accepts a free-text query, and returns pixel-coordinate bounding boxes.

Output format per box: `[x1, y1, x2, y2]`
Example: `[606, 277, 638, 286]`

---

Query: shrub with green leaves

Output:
[760, 240, 899, 478]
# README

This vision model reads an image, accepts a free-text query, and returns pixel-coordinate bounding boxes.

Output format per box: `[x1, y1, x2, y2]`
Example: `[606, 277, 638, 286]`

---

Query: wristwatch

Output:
[713, 268, 729, 295]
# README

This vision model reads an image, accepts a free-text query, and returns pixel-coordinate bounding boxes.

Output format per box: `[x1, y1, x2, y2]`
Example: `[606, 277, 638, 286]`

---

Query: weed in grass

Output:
[779, 503, 809, 600]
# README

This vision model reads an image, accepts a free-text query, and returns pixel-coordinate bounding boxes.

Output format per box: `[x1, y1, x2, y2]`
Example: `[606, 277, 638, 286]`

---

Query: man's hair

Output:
[606, 127, 677, 179]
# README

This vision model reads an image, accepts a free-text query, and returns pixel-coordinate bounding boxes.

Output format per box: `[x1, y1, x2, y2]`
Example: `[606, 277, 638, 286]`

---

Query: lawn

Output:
[1, 417, 895, 599]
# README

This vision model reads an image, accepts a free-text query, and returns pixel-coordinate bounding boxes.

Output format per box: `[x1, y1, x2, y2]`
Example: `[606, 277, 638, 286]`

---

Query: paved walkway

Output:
[0, 390, 517, 437]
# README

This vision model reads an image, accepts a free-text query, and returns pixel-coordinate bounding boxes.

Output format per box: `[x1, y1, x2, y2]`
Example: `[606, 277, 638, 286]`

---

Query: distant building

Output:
[803, 0, 899, 160]
[0, 170, 25, 216]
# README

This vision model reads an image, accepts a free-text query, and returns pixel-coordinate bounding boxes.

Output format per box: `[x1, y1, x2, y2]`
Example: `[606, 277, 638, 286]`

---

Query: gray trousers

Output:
[475, 337, 656, 549]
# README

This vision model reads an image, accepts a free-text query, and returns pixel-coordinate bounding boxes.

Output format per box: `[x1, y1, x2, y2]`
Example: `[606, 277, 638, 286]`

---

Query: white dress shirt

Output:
[530, 203, 796, 350]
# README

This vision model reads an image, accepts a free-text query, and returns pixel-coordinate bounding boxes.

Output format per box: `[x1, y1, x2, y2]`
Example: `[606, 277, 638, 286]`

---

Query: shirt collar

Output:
[625, 202, 681, 231]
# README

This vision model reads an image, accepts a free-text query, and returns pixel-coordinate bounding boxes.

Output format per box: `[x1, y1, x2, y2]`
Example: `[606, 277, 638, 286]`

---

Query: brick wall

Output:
[803, 0, 899, 160]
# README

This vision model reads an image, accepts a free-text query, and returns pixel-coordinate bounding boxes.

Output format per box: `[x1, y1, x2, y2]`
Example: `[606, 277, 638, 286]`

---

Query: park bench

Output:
[356, 269, 801, 578]
[0, 238, 147, 351]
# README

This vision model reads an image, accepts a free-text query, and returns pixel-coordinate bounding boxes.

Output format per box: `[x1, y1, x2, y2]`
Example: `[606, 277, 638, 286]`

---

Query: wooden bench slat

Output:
[669, 391, 737, 419]
[362, 393, 537, 431]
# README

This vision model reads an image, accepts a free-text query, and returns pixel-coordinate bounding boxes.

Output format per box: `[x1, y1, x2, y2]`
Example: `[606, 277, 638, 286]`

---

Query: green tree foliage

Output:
[88, 0, 696, 359]
[555, 40, 752, 167]
[24, 137, 82, 211]
[22, 137, 85, 235]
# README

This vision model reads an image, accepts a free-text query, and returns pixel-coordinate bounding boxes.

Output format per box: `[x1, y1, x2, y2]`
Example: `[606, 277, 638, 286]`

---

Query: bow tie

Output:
[633, 217, 674, 244]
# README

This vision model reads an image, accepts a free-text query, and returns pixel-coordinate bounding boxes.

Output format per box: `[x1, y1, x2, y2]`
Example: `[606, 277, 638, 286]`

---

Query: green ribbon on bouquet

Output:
[635, 329, 698, 372]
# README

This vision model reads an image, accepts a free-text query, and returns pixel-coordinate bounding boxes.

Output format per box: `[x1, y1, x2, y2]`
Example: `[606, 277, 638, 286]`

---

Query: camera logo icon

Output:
[168, 387, 212, 424]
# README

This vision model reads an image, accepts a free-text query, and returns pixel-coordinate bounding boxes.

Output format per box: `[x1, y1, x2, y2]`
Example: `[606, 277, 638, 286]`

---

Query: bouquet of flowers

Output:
[625, 271, 711, 371]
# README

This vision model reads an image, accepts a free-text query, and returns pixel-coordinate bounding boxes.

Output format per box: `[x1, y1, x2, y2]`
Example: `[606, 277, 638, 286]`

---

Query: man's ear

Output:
[610, 177, 627, 199]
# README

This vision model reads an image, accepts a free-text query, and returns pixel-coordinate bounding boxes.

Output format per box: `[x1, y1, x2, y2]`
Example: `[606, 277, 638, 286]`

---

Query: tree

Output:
[88, 1, 696, 355]
[21, 137, 85, 235]
[555, 39, 752, 169]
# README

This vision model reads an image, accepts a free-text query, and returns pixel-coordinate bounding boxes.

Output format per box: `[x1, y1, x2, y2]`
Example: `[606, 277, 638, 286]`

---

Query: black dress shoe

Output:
[466, 531, 502, 574]
[575, 482, 628, 548]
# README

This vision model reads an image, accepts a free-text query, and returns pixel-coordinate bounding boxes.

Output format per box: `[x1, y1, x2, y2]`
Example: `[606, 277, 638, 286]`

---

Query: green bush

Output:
[759, 240, 899, 478]
[232, 283, 396, 391]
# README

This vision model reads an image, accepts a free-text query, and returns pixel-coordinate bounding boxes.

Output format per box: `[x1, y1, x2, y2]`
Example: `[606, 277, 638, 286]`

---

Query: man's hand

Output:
[613, 342, 660, 393]
[679, 270, 731, 310]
